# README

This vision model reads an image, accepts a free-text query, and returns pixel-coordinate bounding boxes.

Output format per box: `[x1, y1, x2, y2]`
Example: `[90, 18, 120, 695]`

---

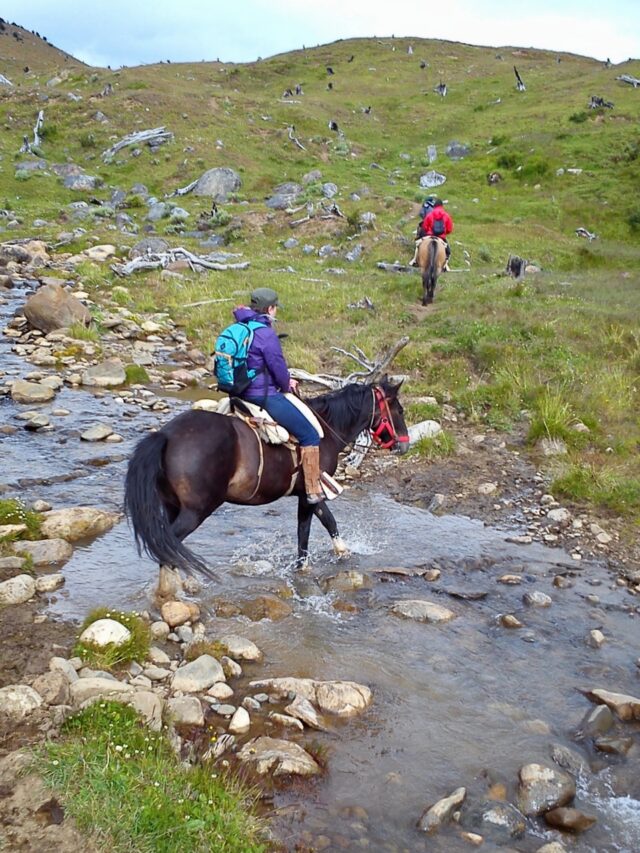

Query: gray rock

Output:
[420, 170, 447, 188]
[219, 634, 263, 661]
[523, 591, 552, 607]
[237, 736, 320, 776]
[80, 423, 114, 442]
[192, 167, 242, 200]
[64, 174, 101, 191]
[171, 655, 225, 693]
[302, 169, 322, 184]
[283, 238, 299, 249]
[80, 619, 131, 648]
[82, 358, 127, 388]
[581, 704, 614, 736]
[12, 539, 73, 566]
[0, 685, 43, 719]
[249, 677, 372, 717]
[322, 182, 338, 198]
[35, 573, 65, 593]
[41, 507, 120, 541]
[130, 691, 163, 731]
[49, 656, 79, 683]
[391, 599, 455, 623]
[166, 695, 204, 726]
[518, 763, 576, 816]
[419, 787, 466, 833]
[266, 182, 303, 209]
[10, 380, 56, 404]
[31, 671, 70, 705]
[146, 203, 169, 222]
[0, 574, 36, 604]
[446, 141, 471, 160]
[70, 676, 134, 706]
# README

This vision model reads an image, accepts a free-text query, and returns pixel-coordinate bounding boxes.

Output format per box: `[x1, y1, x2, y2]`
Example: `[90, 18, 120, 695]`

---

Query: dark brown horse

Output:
[125, 379, 409, 587]
[417, 236, 447, 305]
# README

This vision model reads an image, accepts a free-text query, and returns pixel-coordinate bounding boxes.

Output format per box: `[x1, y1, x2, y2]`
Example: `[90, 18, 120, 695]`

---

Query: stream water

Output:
[1, 285, 639, 852]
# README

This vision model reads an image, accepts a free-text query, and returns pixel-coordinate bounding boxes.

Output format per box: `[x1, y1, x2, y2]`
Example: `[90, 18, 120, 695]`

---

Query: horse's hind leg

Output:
[296, 500, 314, 571]
[156, 505, 215, 599]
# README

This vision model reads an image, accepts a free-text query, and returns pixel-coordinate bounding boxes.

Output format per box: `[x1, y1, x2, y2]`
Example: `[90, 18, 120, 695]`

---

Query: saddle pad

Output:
[214, 397, 290, 444]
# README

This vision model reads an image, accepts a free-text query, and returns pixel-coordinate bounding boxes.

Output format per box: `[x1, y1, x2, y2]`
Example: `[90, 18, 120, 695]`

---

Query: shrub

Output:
[79, 132, 96, 149]
[569, 111, 588, 124]
[496, 152, 518, 170]
[67, 322, 99, 341]
[410, 430, 456, 461]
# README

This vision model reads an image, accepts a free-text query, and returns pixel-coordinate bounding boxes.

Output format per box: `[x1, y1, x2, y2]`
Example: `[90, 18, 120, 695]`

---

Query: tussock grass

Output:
[74, 607, 151, 669]
[552, 463, 640, 516]
[125, 364, 150, 385]
[40, 702, 266, 853]
[0, 498, 42, 540]
[410, 430, 456, 461]
[67, 321, 99, 341]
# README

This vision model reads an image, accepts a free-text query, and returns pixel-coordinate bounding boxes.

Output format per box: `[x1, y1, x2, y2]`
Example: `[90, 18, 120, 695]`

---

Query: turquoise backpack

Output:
[213, 320, 263, 395]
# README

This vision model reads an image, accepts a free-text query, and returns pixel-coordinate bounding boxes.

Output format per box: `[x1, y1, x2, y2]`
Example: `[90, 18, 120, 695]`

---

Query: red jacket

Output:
[421, 207, 453, 239]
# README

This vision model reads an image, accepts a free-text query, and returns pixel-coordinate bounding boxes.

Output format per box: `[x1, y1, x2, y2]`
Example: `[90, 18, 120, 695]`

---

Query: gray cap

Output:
[250, 287, 279, 312]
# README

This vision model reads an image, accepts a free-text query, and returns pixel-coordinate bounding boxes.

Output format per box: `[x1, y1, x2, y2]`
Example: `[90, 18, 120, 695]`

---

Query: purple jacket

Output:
[233, 306, 291, 398]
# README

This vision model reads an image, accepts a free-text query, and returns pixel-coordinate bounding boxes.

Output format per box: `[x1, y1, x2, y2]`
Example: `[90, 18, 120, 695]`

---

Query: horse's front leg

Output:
[296, 498, 314, 571]
[157, 564, 183, 600]
[313, 502, 350, 558]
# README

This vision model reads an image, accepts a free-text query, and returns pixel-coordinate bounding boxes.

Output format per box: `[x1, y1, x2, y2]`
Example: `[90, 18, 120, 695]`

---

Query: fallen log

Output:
[102, 126, 174, 162]
[377, 261, 417, 273]
[111, 247, 250, 276]
[616, 74, 640, 88]
[167, 178, 198, 198]
[287, 125, 306, 150]
[506, 254, 528, 280]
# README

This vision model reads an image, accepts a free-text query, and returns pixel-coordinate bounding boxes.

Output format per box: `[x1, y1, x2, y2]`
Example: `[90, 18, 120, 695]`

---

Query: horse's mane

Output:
[306, 382, 373, 438]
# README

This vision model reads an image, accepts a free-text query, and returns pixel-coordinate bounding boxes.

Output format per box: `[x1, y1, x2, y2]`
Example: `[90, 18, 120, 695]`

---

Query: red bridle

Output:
[370, 387, 409, 449]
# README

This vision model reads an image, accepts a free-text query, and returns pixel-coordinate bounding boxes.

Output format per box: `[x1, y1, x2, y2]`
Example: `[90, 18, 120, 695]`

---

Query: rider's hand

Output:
[289, 379, 299, 393]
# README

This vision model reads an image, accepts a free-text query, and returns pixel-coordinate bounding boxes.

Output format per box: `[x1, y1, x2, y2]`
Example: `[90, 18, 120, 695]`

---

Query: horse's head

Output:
[371, 376, 410, 454]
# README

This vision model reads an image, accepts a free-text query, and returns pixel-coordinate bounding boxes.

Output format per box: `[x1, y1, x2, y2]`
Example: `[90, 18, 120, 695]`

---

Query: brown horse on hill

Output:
[417, 236, 447, 305]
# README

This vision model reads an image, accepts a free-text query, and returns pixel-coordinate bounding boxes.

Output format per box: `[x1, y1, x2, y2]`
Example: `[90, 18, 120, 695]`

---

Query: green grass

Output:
[40, 702, 266, 853]
[552, 463, 640, 516]
[73, 607, 151, 669]
[67, 321, 100, 341]
[0, 498, 42, 540]
[410, 430, 456, 461]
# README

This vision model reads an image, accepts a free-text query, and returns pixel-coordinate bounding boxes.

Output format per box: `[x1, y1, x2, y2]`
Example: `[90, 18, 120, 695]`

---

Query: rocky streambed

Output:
[1, 239, 640, 852]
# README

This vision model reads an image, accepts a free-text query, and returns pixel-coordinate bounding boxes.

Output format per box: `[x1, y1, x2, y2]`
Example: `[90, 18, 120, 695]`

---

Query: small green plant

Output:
[627, 206, 640, 233]
[15, 169, 31, 182]
[74, 607, 151, 669]
[489, 134, 510, 146]
[41, 702, 266, 852]
[0, 498, 41, 540]
[67, 321, 99, 341]
[210, 208, 232, 227]
[125, 193, 146, 208]
[410, 430, 456, 461]
[184, 640, 229, 662]
[79, 132, 96, 149]
[528, 389, 575, 444]
[124, 363, 150, 384]
[496, 152, 518, 169]
[568, 111, 588, 124]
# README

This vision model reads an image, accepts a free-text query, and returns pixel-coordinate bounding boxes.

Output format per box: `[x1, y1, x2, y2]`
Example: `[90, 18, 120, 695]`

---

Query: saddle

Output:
[192, 394, 341, 500]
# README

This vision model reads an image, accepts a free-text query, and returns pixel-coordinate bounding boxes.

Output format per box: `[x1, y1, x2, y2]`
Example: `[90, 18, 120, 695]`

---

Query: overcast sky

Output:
[6, 0, 639, 67]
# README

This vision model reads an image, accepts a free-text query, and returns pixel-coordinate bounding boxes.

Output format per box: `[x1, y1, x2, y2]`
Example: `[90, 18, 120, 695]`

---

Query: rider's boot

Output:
[301, 445, 325, 504]
[409, 242, 420, 266]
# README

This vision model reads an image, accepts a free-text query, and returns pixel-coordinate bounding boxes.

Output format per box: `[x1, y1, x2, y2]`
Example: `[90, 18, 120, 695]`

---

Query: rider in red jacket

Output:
[410, 199, 453, 269]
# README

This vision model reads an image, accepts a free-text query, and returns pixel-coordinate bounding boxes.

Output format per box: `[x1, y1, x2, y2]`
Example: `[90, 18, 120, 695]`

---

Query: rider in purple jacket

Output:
[234, 288, 324, 504]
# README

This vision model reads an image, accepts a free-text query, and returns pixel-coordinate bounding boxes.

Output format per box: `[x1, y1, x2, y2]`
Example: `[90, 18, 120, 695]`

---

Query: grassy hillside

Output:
[2, 32, 640, 522]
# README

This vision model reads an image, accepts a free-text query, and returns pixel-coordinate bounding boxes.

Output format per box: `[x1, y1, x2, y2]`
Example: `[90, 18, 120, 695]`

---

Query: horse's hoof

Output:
[296, 558, 311, 573]
[332, 536, 350, 558]
[156, 565, 183, 599]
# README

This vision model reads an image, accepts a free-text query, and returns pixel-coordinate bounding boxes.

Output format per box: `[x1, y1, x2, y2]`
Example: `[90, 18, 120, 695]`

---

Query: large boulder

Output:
[192, 167, 242, 200]
[23, 283, 91, 333]
[10, 379, 56, 404]
[129, 237, 170, 259]
[40, 507, 120, 542]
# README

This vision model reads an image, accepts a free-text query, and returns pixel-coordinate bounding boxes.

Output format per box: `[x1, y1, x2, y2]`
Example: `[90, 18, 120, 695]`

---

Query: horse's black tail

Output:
[124, 431, 213, 578]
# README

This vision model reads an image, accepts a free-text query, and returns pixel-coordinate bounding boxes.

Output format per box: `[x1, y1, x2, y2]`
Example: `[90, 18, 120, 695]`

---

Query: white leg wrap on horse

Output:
[332, 536, 350, 557]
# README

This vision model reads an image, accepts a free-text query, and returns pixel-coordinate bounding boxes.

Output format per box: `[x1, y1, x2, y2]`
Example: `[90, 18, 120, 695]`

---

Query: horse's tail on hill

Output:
[124, 431, 212, 577]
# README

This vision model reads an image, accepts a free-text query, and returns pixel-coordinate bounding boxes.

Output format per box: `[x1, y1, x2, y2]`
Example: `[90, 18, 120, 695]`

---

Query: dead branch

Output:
[616, 74, 640, 88]
[287, 125, 306, 150]
[575, 227, 597, 242]
[111, 247, 249, 276]
[182, 297, 234, 308]
[102, 126, 174, 162]
[506, 254, 528, 279]
[290, 336, 409, 389]
[290, 215, 311, 227]
[167, 178, 198, 198]
[19, 110, 44, 153]
[377, 261, 416, 273]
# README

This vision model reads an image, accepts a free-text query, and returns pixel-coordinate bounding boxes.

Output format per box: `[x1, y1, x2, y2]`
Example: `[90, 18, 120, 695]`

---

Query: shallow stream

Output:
[1, 286, 639, 852]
